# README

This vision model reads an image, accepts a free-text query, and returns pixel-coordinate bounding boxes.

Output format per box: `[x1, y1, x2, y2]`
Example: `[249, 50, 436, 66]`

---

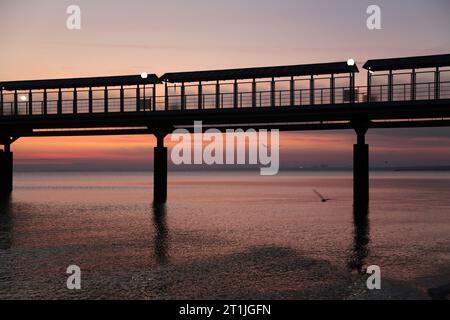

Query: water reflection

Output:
[152, 203, 169, 264]
[348, 207, 370, 274]
[0, 195, 12, 250]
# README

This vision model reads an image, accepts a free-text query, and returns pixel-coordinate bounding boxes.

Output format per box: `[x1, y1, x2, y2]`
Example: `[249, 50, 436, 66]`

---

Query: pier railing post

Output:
[330, 74, 335, 104]
[290, 77, 295, 106]
[136, 85, 141, 112]
[154, 132, 168, 204]
[353, 125, 369, 213]
[57, 88, 62, 115]
[270, 77, 276, 107]
[252, 79, 257, 107]
[310, 76, 315, 105]
[152, 84, 157, 111]
[0, 87, 3, 117]
[411, 69, 416, 101]
[198, 82, 203, 110]
[215, 81, 220, 109]
[104, 86, 108, 113]
[13, 91, 18, 116]
[28, 90, 33, 116]
[350, 72, 356, 103]
[164, 82, 169, 111]
[388, 70, 393, 102]
[233, 80, 238, 109]
[43, 89, 48, 115]
[181, 82, 186, 110]
[120, 86, 125, 113]
[435, 67, 440, 100]
[88, 88, 93, 114]
[73, 88, 77, 115]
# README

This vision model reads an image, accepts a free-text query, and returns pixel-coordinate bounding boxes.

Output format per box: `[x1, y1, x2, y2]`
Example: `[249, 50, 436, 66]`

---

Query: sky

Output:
[1, 0, 450, 171]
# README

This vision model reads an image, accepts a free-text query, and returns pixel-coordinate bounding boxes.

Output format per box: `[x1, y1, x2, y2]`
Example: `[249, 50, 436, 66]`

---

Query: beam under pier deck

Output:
[153, 133, 168, 204]
[0, 144, 13, 195]
[353, 126, 369, 214]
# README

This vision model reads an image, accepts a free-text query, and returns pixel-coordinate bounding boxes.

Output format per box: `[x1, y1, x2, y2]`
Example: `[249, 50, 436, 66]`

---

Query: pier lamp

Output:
[347, 59, 356, 66]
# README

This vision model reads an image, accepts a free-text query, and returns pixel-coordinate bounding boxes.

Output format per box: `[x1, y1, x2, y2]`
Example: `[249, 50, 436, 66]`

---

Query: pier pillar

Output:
[154, 133, 168, 204]
[0, 144, 13, 195]
[353, 126, 369, 213]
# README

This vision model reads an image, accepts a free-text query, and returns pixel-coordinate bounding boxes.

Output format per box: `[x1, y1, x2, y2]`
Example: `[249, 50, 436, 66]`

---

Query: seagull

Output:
[313, 189, 331, 202]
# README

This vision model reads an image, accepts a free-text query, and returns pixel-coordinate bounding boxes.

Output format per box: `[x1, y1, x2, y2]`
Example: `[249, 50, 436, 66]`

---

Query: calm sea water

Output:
[0, 171, 449, 300]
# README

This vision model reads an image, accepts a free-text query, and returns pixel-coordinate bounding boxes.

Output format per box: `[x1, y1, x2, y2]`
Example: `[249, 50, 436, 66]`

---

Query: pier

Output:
[1, 53, 449, 209]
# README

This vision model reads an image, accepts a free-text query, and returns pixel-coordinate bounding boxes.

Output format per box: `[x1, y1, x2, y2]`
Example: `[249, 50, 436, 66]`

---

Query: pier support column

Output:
[0, 144, 13, 195]
[154, 133, 168, 204]
[353, 126, 369, 213]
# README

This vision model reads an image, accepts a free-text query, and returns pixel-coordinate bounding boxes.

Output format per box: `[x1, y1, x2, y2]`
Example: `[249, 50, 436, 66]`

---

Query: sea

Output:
[0, 171, 449, 300]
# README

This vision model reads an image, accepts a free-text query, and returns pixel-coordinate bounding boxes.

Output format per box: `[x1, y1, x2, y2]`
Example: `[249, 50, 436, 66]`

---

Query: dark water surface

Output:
[0, 171, 449, 300]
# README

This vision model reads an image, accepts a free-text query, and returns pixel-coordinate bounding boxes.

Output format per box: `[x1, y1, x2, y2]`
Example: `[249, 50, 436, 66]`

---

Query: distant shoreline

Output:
[13, 167, 450, 173]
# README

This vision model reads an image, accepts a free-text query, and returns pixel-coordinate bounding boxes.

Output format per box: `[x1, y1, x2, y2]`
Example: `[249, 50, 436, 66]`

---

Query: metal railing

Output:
[1, 81, 449, 117]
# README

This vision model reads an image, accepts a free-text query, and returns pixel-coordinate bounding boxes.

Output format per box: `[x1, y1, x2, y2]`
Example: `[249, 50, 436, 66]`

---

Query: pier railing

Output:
[1, 80, 449, 117]
[1, 57, 449, 118]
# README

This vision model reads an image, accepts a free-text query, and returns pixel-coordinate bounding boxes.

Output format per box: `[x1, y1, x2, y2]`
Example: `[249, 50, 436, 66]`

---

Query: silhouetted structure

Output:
[0, 54, 449, 208]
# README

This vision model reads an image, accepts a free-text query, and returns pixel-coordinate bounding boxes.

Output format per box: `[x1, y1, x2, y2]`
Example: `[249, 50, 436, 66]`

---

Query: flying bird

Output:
[313, 189, 331, 203]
